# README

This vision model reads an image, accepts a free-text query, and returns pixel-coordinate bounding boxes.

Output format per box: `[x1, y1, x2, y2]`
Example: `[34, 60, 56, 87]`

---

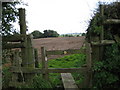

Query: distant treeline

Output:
[31, 30, 59, 39]
[31, 30, 86, 39]
[60, 33, 86, 37]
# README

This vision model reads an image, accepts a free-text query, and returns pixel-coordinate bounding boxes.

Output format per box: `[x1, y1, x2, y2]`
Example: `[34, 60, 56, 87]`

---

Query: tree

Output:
[31, 30, 43, 39]
[43, 30, 59, 38]
[81, 33, 86, 36]
[2, 2, 21, 36]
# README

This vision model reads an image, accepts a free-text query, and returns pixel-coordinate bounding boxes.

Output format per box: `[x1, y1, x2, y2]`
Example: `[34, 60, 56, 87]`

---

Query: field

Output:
[33, 36, 85, 60]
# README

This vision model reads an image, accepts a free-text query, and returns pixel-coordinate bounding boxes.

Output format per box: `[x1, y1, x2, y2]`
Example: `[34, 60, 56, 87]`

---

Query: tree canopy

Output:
[31, 30, 59, 39]
[2, 2, 20, 36]
[31, 30, 43, 39]
[43, 30, 59, 38]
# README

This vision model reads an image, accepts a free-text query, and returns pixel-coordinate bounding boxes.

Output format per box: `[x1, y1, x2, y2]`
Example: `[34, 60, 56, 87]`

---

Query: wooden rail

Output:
[91, 40, 115, 46]
[104, 19, 120, 24]
[2, 34, 26, 42]
[46, 48, 85, 55]
[3, 43, 25, 49]
[10, 67, 88, 74]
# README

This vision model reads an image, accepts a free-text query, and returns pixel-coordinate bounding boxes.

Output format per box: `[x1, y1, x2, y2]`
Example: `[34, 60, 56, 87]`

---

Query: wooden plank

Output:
[104, 19, 120, 24]
[2, 43, 25, 49]
[61, 73, 79, 90]
[46, 48, 85, 55]
[91, 40, 115, 46]
[2, 34, 26, 42]
[10, 67, 88, 74]
[10, 66, 44, 73]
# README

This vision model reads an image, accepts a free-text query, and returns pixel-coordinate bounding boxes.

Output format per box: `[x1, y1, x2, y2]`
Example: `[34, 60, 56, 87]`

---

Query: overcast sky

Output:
[15, 0, 115, 34]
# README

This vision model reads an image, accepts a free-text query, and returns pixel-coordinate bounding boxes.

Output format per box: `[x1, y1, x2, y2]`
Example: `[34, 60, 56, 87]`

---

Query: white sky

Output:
[15, 0, 115, 34]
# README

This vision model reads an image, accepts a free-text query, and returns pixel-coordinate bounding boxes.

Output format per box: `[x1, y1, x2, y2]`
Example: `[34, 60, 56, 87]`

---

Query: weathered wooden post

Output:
[0, 2, 2, 89]
[90, 5, 104, 62]
[100, 5, 104, 61]
[26, 34, 35, 67]
[41, 47, 49, 80]
[82, 42, 92, 88]
[34, 48, 39, 68]
[100, 5, 104, 41]
[19, 8, 28, 67]
[19, 8, 35, 83]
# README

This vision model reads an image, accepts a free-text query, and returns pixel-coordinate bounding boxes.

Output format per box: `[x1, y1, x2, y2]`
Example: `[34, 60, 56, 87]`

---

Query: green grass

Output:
[49, 54, 86, 68]
[47, 53, 86, 87]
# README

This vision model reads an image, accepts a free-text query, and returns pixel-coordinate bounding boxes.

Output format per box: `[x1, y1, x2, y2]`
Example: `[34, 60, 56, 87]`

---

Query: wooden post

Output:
[82, 42, 92, 88]
[19, 8, 35, 83]
[100, 5, 104, 61]
[34, 48, 39, 68]
[41, 47, 49, 80]
[91, 36, 100, 62]
[19, 8, 26, 35]
[100, 5, 104, 41]
[0, 2, 2, 89]
[19, 8, 28, 67]
[26, 34, 35, 67]
[86, 43, 92, 69]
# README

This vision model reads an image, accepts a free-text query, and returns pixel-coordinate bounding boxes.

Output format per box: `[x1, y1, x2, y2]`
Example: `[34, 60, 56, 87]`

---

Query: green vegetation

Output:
[86, 2, 120, 88]
[60, 33, 86, 37]
[2, 67, 12, 88]
[49, 54, 85, 68]
[31, 30, 43, 39]
[48, 54, 86, 87]
[43, 30, 59, 38]
[93, 44, 120, 88]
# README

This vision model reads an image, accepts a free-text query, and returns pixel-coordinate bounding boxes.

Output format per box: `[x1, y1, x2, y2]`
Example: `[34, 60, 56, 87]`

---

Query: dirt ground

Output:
[33, 36, 85, 60]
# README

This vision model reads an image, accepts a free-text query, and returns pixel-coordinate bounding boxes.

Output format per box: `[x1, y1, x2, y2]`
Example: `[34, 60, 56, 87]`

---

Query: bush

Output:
[93, 44, 120, 88]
